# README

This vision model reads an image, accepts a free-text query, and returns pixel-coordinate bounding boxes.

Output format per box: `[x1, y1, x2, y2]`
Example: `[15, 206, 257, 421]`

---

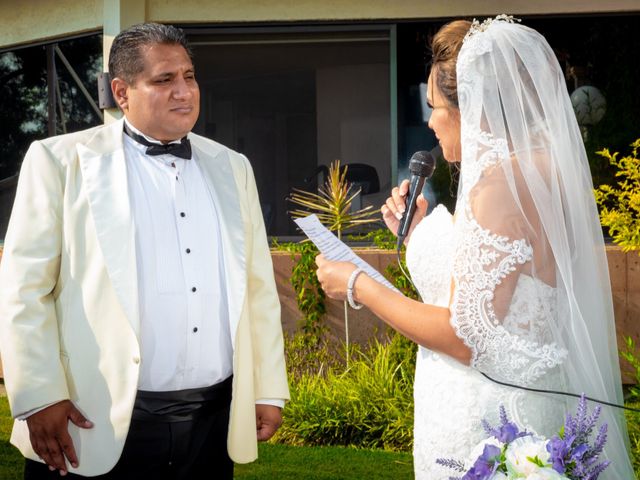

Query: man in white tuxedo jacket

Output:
[0, 23, 289, 479]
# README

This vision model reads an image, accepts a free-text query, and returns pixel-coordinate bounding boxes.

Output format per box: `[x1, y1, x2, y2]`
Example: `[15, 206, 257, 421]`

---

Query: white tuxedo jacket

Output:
[0, 119, 289, 476]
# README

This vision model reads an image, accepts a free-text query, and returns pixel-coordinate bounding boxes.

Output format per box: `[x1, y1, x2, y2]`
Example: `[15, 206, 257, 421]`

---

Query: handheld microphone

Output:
[396, 151, 436, 250]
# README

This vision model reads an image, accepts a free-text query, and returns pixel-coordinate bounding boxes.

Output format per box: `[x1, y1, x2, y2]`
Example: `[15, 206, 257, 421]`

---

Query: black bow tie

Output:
[123, 123, 192, 160]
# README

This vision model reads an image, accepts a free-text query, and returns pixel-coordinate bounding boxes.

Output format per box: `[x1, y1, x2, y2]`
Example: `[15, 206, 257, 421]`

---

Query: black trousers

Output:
[24, 378, 234, 480]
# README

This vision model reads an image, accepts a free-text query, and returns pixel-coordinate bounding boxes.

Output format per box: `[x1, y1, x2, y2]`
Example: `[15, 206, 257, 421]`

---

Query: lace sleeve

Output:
[451, 16, 633, 477]
[449, 166, 567, 385]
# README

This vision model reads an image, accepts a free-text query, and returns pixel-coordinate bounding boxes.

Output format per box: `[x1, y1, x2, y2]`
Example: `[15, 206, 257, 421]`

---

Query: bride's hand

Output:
[315, 255, 358, 301]
[381, 179, 428, 243]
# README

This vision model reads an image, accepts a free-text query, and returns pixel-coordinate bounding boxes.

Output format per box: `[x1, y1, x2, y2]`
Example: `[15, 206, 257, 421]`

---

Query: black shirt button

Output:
[193, 327, 198, 333]
[180, 212, 186, 217]
[191, 287, 197, 292]
[186, 248, 191, 254]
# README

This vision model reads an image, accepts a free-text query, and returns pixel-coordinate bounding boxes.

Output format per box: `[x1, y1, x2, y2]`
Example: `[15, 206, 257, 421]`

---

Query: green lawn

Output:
[0, 394, 23, 479]
[234, 444, 413, 479]
[0, 395, 413, 479]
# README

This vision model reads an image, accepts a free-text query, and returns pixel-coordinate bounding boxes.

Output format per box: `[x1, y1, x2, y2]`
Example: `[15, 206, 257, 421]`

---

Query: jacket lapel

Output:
[77, 119, 140, 335]
[191, 138, 246, 348]
[76, 125, 246, 343]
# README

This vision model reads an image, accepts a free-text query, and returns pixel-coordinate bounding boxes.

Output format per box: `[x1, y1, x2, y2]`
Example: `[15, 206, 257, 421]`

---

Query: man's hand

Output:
[255, 404, 282, 441]
[26, 400, 93, 476]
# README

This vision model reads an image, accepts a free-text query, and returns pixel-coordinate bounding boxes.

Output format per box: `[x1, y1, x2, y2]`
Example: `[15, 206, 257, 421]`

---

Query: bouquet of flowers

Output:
[437, 395, 610, 479]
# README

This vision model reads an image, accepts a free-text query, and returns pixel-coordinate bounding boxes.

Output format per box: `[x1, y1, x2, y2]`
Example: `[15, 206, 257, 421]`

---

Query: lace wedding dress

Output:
[402, 15, 632, 479]
[406, 205, 568, 479]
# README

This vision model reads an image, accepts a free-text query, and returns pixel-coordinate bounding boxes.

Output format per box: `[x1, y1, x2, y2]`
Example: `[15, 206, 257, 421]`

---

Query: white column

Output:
[103, 0, 146, 123]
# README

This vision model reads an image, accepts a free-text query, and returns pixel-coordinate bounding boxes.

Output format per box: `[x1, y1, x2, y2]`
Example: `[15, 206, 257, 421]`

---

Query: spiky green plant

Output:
[288, 160, 379, 238]
[288, 160, 379, 367]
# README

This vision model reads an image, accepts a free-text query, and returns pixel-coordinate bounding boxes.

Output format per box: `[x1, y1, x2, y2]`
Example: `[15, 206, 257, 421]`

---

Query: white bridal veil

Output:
[450, 16, 634, 478]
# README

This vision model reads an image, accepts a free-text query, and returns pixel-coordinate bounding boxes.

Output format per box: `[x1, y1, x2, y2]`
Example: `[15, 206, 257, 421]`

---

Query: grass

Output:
[235, 444, 413, 479]
[1, 393, 23, 479]
[0, 395, 413, 479]
[625, 401, 640, 475]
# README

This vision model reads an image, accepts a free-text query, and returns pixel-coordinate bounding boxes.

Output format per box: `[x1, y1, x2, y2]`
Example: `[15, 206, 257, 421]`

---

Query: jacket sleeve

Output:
[0, 140, 70, 417]
[234, 154, 289, 401]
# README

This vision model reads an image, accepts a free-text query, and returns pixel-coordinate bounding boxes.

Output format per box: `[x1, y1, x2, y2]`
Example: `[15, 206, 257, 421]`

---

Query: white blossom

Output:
[504, 436, 550, 476]
[525, 467, 569, 479]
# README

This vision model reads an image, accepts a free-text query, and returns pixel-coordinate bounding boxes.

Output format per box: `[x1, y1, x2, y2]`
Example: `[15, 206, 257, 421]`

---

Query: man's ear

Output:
[111, 77, 130, 111]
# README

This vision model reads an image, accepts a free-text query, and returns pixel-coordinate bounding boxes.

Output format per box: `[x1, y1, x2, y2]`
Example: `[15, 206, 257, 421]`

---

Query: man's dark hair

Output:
[108, 22, 192, 84]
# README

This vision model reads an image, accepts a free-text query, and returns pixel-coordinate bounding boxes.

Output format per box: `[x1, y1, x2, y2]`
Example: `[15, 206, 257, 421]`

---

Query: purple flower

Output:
[461, 444, 501, 480]
[547, 395, 610, 479]
[547, 435, 572, 473]
[494, 421, 521, 443]
[438, 397, 610, 480]
[482, 406, 529, 444]
[570, 443, 589, 463]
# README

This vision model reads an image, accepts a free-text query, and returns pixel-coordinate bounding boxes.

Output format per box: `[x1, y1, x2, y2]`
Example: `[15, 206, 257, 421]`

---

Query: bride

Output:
[315, 16, 634, 479]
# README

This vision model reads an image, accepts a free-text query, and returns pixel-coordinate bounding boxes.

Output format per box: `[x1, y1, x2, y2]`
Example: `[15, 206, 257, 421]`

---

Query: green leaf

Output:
[526, 455, 548, 468]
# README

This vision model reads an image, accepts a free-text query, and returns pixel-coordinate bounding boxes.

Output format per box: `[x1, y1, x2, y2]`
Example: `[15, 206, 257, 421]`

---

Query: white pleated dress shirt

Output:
[124, 120, 233, 392]
[124, 121, 283, 408]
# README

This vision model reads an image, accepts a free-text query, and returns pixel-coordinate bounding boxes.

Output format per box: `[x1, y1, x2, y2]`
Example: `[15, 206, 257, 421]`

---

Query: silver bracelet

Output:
[347, 268, 365, 310]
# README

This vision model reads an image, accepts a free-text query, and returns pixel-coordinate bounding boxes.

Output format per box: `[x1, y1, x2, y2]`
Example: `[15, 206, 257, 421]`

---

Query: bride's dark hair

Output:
[430, 20, 471, 108]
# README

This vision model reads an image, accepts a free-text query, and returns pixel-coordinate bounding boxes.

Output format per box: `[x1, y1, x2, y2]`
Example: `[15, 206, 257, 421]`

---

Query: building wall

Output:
[147, 0, 640, 22]
[2, 0, 639, 50]
[0, 0, 102, 49]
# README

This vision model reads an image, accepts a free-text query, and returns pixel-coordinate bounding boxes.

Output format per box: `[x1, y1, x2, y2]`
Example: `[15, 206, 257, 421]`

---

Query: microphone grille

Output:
[409, 151, 436, 177]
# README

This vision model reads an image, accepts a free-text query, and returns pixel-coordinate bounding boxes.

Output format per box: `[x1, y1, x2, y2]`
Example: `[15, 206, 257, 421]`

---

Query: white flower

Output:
[504, 436, 551, 476]
[525, 467, 569, 479]
[490, 473, 508, 479]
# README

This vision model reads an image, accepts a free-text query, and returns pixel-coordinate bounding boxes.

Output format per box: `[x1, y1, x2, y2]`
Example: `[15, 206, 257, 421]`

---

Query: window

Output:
[0, 34, 102, 239]
[189, 28, 391, 237]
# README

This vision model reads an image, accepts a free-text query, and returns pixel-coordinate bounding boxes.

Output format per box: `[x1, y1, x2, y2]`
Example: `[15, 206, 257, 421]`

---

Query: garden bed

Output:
[273, 245, 640, 382]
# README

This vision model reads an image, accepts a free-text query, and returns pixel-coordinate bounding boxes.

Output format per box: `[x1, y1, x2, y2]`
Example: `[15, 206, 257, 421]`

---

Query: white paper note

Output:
[294, 214, 400, 293]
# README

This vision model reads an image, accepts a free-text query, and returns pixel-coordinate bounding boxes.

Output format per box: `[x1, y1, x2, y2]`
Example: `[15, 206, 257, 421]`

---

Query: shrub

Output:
[348, 228, 398, 250]
[272, 240, 327, 340]
[594, 138, 640, 253]
[283, 331, 341, 381]
[618, 335, 640, 475]
[626, 405, 640, 476]
[275, 332, 416, 451]
[621, 336, 640, 402]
